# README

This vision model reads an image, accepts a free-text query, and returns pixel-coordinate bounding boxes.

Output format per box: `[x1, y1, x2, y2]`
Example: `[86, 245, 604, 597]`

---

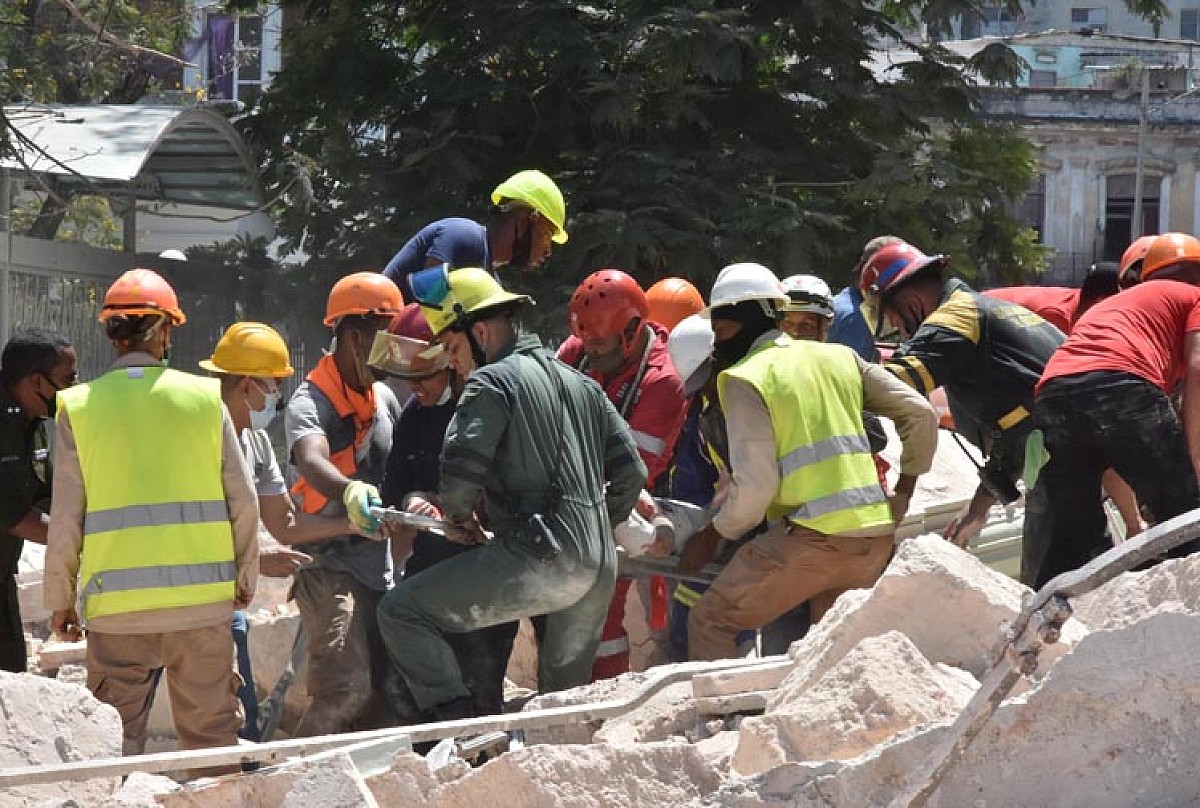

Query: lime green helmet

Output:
[416, 267, 533, 336]
[491, 169, 569, 244]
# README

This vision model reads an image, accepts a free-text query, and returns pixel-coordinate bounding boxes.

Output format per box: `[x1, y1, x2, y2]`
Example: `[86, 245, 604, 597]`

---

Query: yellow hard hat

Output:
[416, 267, 532, 336]
[491, 169, 569, 244]
[199, 322, 295, 378]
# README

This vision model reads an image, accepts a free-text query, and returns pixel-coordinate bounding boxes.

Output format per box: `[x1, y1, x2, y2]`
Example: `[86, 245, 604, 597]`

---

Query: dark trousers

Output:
[0, 576, 24, 673]
[1032, 371, 1200, 588]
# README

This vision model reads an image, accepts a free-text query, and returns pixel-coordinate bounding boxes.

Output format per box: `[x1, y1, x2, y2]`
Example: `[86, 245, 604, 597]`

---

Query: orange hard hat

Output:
[1141, 233, 1200, 281]
[645, 277, 704, 331]
[324, 272, 404, 326]
[1118, 235, 1158, 288]
[99, 268, 186, 325]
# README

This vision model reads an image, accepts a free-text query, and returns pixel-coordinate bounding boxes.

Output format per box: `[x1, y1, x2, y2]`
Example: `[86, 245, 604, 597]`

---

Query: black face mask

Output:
[36, 374, 60, 420]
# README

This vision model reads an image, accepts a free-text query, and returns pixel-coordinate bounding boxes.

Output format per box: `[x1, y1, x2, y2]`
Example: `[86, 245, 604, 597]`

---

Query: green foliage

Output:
[11, 193, 123, 248]
[239, 0, 1137, 335]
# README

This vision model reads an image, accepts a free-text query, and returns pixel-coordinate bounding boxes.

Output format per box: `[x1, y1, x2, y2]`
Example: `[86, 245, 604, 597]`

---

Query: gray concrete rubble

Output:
[6, 496, 1200, 806]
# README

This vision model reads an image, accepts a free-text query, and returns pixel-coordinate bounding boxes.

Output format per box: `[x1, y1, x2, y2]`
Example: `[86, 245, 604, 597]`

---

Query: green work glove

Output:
[343, 480, 382, 534]
[1023, 428, 1050, 491]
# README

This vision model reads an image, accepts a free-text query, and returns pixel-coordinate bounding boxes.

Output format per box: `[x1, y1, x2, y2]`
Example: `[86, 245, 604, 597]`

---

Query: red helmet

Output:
[569, 269, 649, 357]
[1119, 235, 1158, 288]
[1140, 233, 1200, 282]
[388, 303, 434, 341]
[645, 278, 704, 331]
[858, 241, 947, 297]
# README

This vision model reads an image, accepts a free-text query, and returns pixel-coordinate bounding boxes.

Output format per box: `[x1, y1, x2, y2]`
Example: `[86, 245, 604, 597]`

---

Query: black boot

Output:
[413, 696, 475, 755]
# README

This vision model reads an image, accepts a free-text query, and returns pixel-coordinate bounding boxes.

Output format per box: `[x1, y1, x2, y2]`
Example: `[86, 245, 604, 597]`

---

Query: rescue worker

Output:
[376, 268, 646, 721]
[984, 265, 1142, 538]
[201, 322, 358, 739]
[829, 236, 902, 361]
[859, 240, 1065, 583]
[44, 269, 259, 761]
[285, 272, 404, 735]
[558, 269, 687, 679]
[779, 274, 835, 341]
[383, 170, 569, 301]
[646, 277, 705, 332]
[985, 262, 1120, 334]
[0, 329, 76, 673]
[375, 322, 519, 718]
[681, 262, 937, 660]
[1032, 232, 1200, 586]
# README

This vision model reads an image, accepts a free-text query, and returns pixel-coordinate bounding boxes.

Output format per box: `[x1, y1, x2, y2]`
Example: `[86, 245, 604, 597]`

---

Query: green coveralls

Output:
[377, 334, 647, 712]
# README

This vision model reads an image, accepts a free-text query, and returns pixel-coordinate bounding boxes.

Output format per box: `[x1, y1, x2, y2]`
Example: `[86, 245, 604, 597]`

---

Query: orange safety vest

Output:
[290, 354, 377, 514]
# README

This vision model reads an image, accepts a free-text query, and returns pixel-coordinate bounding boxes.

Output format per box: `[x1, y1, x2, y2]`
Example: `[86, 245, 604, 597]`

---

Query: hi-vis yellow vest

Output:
[59, 365, 236, 620]
[719, 336, 892, 535]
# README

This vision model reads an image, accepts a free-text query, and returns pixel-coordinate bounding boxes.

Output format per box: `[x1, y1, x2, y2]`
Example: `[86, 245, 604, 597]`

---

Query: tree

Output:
[238, 1, 1146, 334]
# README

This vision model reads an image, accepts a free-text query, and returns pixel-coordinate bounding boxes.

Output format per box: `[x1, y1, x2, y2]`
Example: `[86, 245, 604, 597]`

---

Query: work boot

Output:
[414, 696, 476, 756]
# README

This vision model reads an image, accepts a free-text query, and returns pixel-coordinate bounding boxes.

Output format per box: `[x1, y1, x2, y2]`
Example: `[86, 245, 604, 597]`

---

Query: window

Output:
[1013, 174, 1047, 241]
[204, 13, 264, 104]
[1102, 173, 1160, 262]
[980, 1, 1018, 35]
[1182, 9, 1200, 40]
[1029, 69, 1057, 88]
[1070, 7, 1108, 32]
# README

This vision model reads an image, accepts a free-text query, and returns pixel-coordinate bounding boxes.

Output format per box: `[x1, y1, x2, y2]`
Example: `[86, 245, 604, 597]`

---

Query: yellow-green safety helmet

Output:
[491, 169, 569, 244]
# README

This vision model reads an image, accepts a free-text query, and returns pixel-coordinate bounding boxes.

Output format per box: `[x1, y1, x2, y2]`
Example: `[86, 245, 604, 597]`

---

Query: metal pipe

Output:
[1132, 64, 1150, 239]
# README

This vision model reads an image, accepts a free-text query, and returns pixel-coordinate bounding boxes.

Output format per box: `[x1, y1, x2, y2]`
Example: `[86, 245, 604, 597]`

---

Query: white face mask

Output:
[247, 383, 280, 432]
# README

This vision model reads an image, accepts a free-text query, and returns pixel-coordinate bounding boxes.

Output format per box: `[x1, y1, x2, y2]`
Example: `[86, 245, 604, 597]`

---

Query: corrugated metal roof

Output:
[2, 104, 263, 210]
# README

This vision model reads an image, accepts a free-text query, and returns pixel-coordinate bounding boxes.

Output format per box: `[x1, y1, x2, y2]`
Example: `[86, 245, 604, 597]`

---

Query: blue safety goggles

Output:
[408, 263, 452, 309]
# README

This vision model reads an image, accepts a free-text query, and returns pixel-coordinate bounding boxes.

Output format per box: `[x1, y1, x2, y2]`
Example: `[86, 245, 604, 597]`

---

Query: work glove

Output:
[343, 480, 382, 534]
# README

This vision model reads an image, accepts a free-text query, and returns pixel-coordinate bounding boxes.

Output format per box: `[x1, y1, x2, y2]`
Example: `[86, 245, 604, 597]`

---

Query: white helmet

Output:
[780, 274, 833, 317]
[668, 313, 715, 396]
[704, 262, 788, 315]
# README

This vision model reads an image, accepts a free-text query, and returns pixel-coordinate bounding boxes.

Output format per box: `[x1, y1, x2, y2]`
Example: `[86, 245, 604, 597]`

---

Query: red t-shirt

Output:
[985, 286, 1079, 334]
[557, 323, 686, 487]
[1039, 280, 1200, 394]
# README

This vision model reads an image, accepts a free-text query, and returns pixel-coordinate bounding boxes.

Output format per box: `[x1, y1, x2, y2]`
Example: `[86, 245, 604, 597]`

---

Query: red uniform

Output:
[558, 323, 687, 679]
[1039, 280, 1200, 395]
[985, 286, 1079, 334]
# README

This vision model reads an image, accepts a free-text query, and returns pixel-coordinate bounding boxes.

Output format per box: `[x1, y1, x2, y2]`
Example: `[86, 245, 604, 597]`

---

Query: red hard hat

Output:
[100, 268, 186, 325]
[859, 241, 946, 297]
[568, 269, 649, 355]
[388, 303, 434, 341]
[645, 278, 704, 331]
[1141, 232, 1200, 281]
[1119, 235, 1158, 288]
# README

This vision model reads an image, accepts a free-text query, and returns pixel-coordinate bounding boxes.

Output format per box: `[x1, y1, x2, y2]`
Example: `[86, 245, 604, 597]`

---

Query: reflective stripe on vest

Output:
[84, 500, 230, 536]
[60, 366, 236, 620]
[673, 584, 703, 608]
[719, 336, 893, 535]
[596, 636, 631, 657]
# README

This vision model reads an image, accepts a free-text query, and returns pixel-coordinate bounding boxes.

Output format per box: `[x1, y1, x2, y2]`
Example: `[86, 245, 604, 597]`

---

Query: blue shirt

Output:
[383, 218, 489, 303]
[829, 286, 880, 363]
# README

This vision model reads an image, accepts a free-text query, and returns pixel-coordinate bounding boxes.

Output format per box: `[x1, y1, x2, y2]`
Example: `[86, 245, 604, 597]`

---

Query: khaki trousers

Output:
[86, 623, 241, 757]
[688, 521, 894, 661]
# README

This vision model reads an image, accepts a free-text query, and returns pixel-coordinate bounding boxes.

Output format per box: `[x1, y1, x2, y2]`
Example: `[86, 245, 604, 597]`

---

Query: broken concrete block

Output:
[246, 610, 307, 736]
[593, 681, 695, 744]
[775, 533, 1036, 712]
[696, 730, 740, 772]
[35, 640, 86, 671]
[162, 751, 378, 808]
[692, 660, 792, 699]
[733, 631, 976, 776]
[1072, 552, 1200, 632]
[0, 671, 122, 807]
[96, 772, 181, 808]
[432, 741, 721, 808]
[363, 753, 439, 806]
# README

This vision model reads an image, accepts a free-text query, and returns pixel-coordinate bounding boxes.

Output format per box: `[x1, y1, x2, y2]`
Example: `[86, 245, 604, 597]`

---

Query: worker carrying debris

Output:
[284, 272, 404, 736]
[558, 269, 687, 679]
[0, 330, 75, 674]
[377, 267, 646, 722]
[43, 269, 260, 763]
[1032, 232, 1200, 586]
[375, 312, 519, 719]
[861, 240, 1065, 580]
[680, 262, 937, 661]
[383, 169, 569, 302]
